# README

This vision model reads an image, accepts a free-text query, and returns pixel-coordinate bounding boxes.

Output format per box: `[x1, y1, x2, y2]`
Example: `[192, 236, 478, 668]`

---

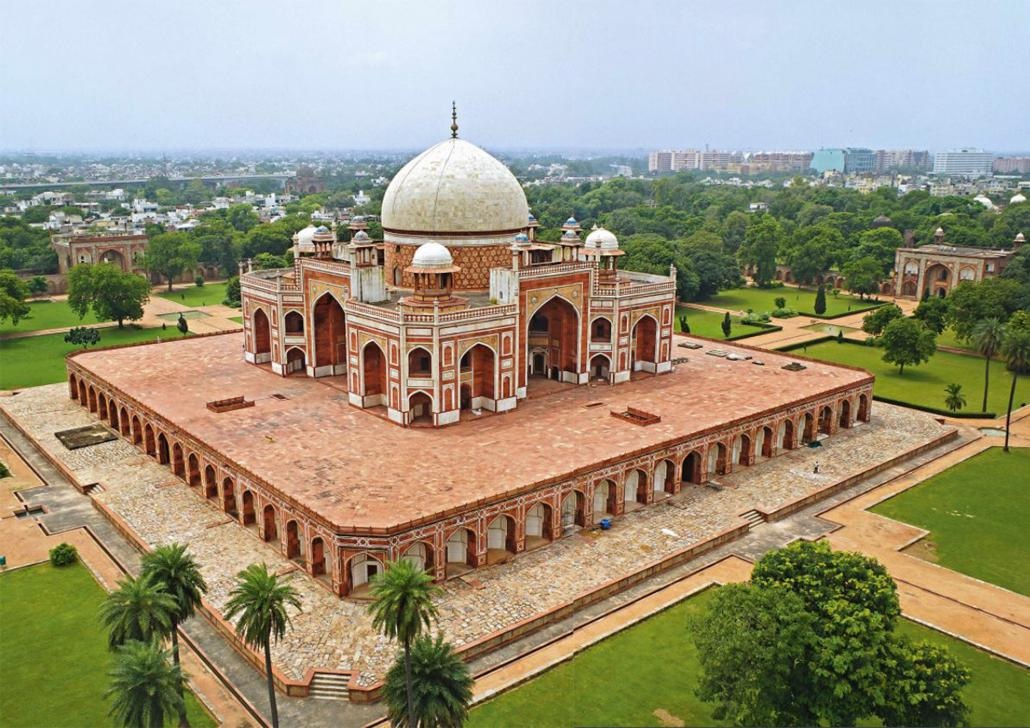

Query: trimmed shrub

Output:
[0, 461, 10, 478]
[771, 307, 798, 319]
[194, 275, 205, 287]
[49, 543, 78, 567]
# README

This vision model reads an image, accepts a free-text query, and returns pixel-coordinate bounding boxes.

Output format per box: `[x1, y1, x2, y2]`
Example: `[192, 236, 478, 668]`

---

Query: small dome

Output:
[352, 230, 371, 243]
[295, 225, 317, 244]
[514, 232, 529, 243]
[1011, 192, 1027, 204]
[935, 226, 945, 235]
[411, 242, 454, 269]
[974, 194, 995, 209]
[1015, 232, 1026, 243]
[527, 213, 537, 222]
[564, 217, 577, 226]
[315, 225, 329, 233]
[585, 225, 619, 250]
[561, 229, 579, 240]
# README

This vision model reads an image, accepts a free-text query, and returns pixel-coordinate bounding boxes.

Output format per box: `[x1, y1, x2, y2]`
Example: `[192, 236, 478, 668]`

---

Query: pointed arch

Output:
[527, 294, 581, 386]
[361, 340, 388, 402]
[252, 307, 271, 361]
[312, 293, 346, 375]
[631, 314, 659, 372]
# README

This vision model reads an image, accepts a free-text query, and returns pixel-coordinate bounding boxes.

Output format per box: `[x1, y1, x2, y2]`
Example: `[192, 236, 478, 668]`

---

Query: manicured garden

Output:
[675, 306, 779, 340]
[0, 562, 214, 728]
[467, 586, 1030, 728]
[0, 299, 99, 336]
[706, 286, 881, 318]
[0, 326, 187, 390]
[872, 447, 1030, 595]
[793, 339, 1028, 415]
[157, 281, 232, 308]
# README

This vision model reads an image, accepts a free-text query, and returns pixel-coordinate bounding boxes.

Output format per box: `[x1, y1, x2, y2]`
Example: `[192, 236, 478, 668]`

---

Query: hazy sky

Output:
[2, 0, 1028, 152]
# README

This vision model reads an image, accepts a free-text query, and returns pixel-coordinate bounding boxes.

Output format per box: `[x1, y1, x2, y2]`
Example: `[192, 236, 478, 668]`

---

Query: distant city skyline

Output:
[2, 0, 1029, 152]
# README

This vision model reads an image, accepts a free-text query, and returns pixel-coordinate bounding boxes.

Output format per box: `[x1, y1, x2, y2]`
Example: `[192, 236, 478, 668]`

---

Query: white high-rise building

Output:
[933, 149, 993, 178]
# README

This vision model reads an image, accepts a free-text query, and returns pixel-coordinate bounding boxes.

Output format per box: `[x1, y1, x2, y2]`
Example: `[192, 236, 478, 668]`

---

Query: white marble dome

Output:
[1011, 192, 1027, 204]
[411, 242, 454, 269]
[974, 194, 995, 210]
[585, 225, 619, 250]
[293, 224, 318, 253]
[381, 138, 528, 234]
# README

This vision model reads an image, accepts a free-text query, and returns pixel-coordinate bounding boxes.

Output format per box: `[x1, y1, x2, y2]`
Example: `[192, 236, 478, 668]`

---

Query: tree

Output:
[68, 263, 150, 328]
[721, 311, 732, 338]
[99, 574, 177, 649]
[223, 275, 241, 307]
[813, 284, 826, 315]
[862, 303, 903, 336]
[368, 559, 441, 728]
[106, 640, 186, 728]
[881, 638, 971, 728]
[947, 278, 1022, 342]
[683, 231, 739, 298]
[0, 268, 30, 325]
[841, 256, 882, 299]
[144, 232, 201, 291]
[65, 326, 101, 348]
[774, 296, 786, 309]
[224, 563, 301, 728]
[971, 318, 1006, 412]
[944, 383, 966, 413]
[1000, 312, 1030, 452]
[27, 275, 48, 298]
[739, 216, 782, 287]
[881, 317, 936, 374]
[226, 203, 260, 232]
[382, 634, 473, 728]
[141, 544, 208, 728]
[914, 296, 950, 334]
[852, 227, 903, 276]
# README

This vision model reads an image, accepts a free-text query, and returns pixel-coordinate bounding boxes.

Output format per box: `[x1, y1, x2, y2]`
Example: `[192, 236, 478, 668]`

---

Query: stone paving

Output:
[1, 384, 953, 687]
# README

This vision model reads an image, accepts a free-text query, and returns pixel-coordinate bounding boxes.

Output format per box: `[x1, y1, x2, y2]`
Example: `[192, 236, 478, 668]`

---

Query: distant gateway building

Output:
[891, 228, 1023, 299]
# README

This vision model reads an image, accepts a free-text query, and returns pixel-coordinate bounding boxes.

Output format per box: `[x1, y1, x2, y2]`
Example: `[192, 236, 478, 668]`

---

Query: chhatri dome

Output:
[380, 106, 528, 235]
[411, 241, 455, 269]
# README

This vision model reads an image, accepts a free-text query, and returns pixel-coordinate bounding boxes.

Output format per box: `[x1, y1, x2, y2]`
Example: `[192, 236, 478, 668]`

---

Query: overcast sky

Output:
[2, 0, 1028, 153]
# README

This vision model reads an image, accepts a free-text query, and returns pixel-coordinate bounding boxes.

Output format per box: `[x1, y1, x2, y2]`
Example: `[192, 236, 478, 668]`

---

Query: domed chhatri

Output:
[585, 225, 620, 251]
[1012, 192, 1027, 205]
[411, 241, 455, 269]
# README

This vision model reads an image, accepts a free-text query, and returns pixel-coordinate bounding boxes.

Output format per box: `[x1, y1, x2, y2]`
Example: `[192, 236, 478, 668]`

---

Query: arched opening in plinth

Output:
[361, 341, 387, 404]
[527, 296, 580, 387]
[734, 434, 751, 466]
[708, 442, 729, 476]
[313, 294, 346, 374]
[654, 459, 676, 497]
[625, 469, 647, 509]
[108, 401, 119, 431]
[838, 399, 851, 428]
[78, 380, 87, 405]
[486, 515, 517, 564]
[445, 528, 477, 577]
[285, 520, 302, 562]
[818, 405, 834, 436]
[590, 354, 611, 382]
[524, 502, 553, 550]
[222, 478, 237, 517]
[119, 407, 130, 437]
[187, 453, 201, 487]
[157, 433, 170, 466]
[204, 465, 217, 499]
[758, 426, 775, 458]
[171, 442, 185, 478]
[401, 541, 433, 573]
[348, 553, 383, 597]
[408, 391, 434, 426]
[560, 491, 586, 533]
[858, 393, 870, 422]
[240, 490, 256, 527]
[801, 413, 815, 444]
[87, 386, 97, 413]
[285, 347, 305, 376]
[632, 315, 658, 372]
[69, 374, 79, 400]
[130, 415, 142, 445]
[252, 308, 271, 361]
[310, 537, 327, 578]
[593, 479, 616, 523]
[98, 393, 108, 421]
[681, 451, 703, 484]
[143, 423, 156, 456]
[779, 419, 795, 450]
[262, 505, 277, 542]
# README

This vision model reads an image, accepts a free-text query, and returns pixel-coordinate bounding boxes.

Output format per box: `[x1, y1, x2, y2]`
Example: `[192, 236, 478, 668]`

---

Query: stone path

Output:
[0, 384, 954, 690]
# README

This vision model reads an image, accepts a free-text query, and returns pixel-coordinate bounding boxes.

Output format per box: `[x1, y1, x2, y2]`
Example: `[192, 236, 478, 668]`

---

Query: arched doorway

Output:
[157, 434, 170, 465]
[590, 317, 612, 343]
[401, 542, 432, 572]
[681, 451, 702, 484]
[144, 424, 156, 456]
[924, 263, 951, 298]
[240, 490, 256, 526]
[461, 344, 496, 406]
[445, 528, 477, 577]
[527, 296, 580, 386]
[708, 442, 729, 476]
[108, 402, 119, 431]
[252, 308, 271, 362]
[632, 316, 658, 372]
[524, 503, 553, 549]
[408, 347, 432, 377]
[286, 520, 302, 561]
[408, 391, 433, 425]
[285, 347, 305, 375]
[262, 505, 277, 542]
[78, 380, 87, 405]
[625, 469, 647, 508]
[858, 394, 870, 422]
[313, 294, 346, 375]
[99, 248, 126, 269]
[779, 419, 794, 450]
[593, 480, 616, 523]
[589, 354, 611, 381]
[361, 341, 387, 404]
[818, 406, 834, 435]
[97, 393, 108, 421]
[87, 386, 97, 413]
[284, 311, 304, 336]
[204, 465, 217, 499]
[131, 415, 142, 445]
[187, 453, 201, 487]
[119, 408, 130, 437]
[758, 426, 774, 458]
[838, 399, 851, 428]
[69, 374, 79, 400]
[222, 478, 237, 517]
[561, 491, 586, 533]
[459, 383, 472, 411]
[733, 434, 751, 466]
[486, 515, 517, 564]
[349, 554, 382, 597]
[310, 538, 327, 578]
[653, 460, 675, 496]
[801, 413, 815, 444]
[171, 443, 185, 477]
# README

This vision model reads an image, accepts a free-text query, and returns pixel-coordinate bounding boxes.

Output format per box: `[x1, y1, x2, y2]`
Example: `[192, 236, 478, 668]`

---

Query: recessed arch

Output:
[130, 415, 143, 445]
[590, 316, 612, 343]
[560, 490, 587, 531]
[462, 343, 496, 404]
[310, 537, 328, 578]
[408, 391, 433, 425]
[527, 294, 581, 386]
[681, 450, 703, 484]
[838, 399, 851, 428]
[252, 307, 271, 361]
[445, 527, 478, 577]
[348, 552, 384, 595]
[285, 346, 306, 375]
[204, 464, 217, 499]
[187, 452, 201, 487]
[486, 514, 517, 562]
[143, 423, 156, 456]
[240, 490, 256, 526]
[312, 293, 346, 374]
[593, 479, 617, 522]
[222, 477, 237, 517]
[157, 433, 170, 465]
[171, 442, 185, 477]
[69, 374, 79, 400]
[631, 314, 659, 372]
[262, 504, 278, 542]
[818, 405, 834, 436]
[361, 340, 388, 402]
[654, 459, 676, 495]
[286, 520, 303, 561]
[97, 393, 108, 420]
[401, 541, 433, 573]
[524, 502, 553, 548]
[589, 353, 611, 381]
[407, 346, 433, 376]
[118, 407, 130, 437]
[625, 469, 647, 506]
[284, 310, 304, 335]
[858, 393, 870, 422]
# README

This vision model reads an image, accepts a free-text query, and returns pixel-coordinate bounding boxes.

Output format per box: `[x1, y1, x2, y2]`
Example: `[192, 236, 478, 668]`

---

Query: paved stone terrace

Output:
[68, 332, 870, 530]
[2, 385, 950, 687]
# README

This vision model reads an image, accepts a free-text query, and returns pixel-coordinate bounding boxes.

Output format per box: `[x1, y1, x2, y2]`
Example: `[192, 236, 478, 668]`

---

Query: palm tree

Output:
[971, 318, 1005, 412]
[1000, 316, 1030, 452]
[224, 563, 301, 728]
[368, 559, 441, 728]
[944, 383, 966, 413]
[382, 634, 473, 728]
[142, 543, 208, 727]
[106, 640, 185, 728]
[99, 574, 177, 649]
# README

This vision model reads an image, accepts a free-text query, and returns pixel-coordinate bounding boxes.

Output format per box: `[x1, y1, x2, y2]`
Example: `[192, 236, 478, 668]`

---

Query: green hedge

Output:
[870, 394, 994, 419]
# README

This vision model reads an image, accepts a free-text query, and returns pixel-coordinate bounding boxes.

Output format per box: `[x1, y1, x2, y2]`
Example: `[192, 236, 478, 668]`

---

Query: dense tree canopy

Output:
[67, 263, 150, 328]
[143, 232, 200, 291]
[0, 268, 30, 324]
[881, 317, 937, 374]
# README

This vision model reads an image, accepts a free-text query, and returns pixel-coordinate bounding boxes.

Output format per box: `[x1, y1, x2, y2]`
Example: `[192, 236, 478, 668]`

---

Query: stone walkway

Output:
[0, 384, 954, 688]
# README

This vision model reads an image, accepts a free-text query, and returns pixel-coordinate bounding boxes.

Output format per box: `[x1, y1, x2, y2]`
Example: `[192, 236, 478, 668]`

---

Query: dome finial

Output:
[450, 101, 459, 139]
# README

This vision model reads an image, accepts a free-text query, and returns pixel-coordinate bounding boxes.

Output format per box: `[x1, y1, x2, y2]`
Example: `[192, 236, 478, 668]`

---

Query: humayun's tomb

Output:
[62, 119, 875, 602]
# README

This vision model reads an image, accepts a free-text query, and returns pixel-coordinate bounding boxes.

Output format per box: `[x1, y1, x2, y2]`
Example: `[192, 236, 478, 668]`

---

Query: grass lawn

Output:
[0, 562, 214, 728]
[706, 286, 881, 317]
[796, 340, 1028, 415]
[157, 281, 233, 308]
[872, 447, 1030, 595]
[936, 326, 977, 353]
[229, 316, 243, 324]
[0, 326, 188, 390]
[468, 587, 1030, 728]
[675, 306, 778, 340]
[0, 300, 99, 336]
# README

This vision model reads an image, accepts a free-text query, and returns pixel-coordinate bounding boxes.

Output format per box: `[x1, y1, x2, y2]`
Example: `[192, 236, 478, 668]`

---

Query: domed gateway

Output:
[64, 106, 873, 615]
